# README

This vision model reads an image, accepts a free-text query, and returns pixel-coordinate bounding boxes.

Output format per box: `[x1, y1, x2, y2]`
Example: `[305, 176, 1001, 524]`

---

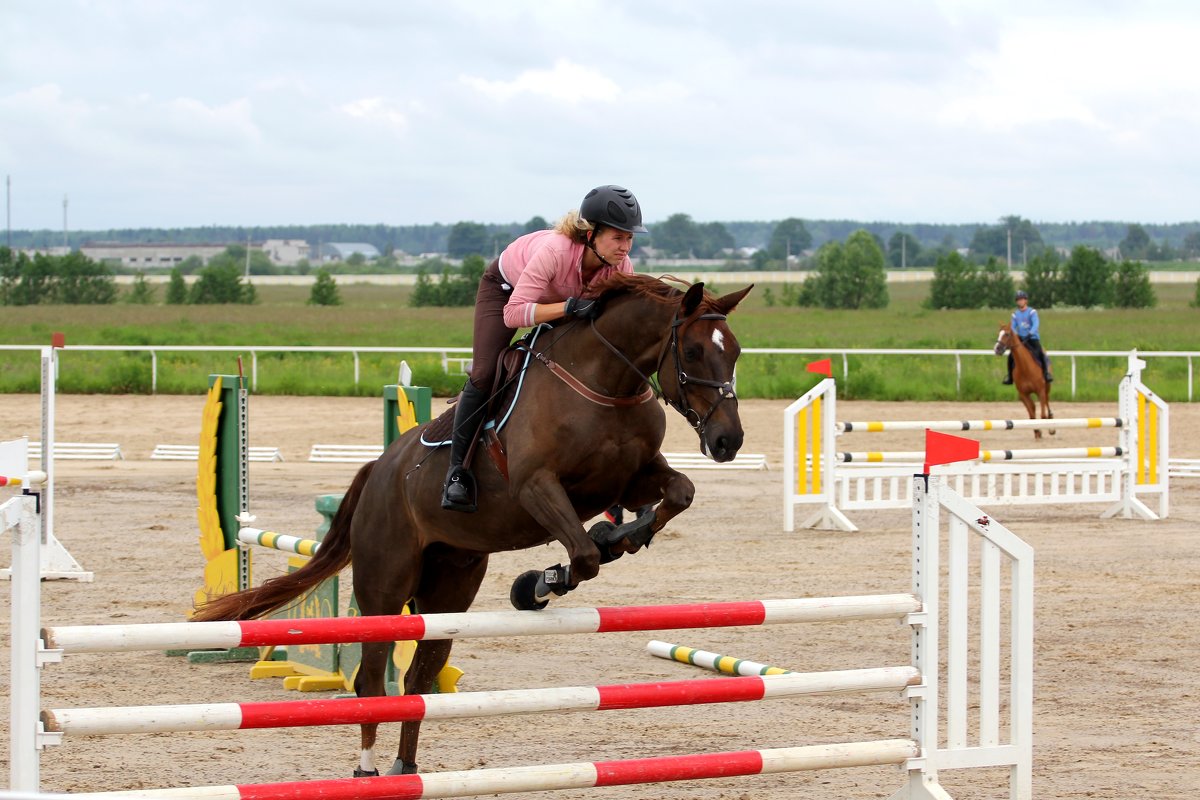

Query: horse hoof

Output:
[353, 768, 380, 778]
[387, 759, 418, 775]
[620, 507, 657, 549]
[510, 570, 549, 611]
[587, 520, 622, 564]
[589, 507, 656, 562]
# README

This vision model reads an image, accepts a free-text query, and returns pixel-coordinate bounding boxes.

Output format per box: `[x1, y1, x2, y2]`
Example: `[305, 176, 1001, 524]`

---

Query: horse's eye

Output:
[683, 346, 702, 362]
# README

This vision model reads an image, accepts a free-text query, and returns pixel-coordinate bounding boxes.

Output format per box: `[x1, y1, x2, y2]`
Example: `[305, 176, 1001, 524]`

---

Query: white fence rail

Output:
[150, 444, 283, 462]
[1, 344, 1197, 400]
[27, 442, 123, 461]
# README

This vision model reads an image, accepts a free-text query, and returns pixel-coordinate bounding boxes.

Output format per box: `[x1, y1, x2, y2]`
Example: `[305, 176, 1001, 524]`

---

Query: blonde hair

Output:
[553, 209, 594, 244]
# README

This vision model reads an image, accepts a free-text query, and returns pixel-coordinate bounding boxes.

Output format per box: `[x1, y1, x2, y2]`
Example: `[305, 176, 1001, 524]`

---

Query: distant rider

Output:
[1003, 290, 1053, 384]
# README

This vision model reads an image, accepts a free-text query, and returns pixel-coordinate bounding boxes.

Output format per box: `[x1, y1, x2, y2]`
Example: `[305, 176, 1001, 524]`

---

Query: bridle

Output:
[655, 312, 737, 443]
[583, 307, 738, 445]
[994, 326, 1014, 356]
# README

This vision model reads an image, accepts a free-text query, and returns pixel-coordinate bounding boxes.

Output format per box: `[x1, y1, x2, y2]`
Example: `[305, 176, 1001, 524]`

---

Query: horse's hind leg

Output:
[354, 641, 394, 777]
[1042, 388, 1055, 436]
[394, 547, 489, 776]
[352, 552, 420, 776]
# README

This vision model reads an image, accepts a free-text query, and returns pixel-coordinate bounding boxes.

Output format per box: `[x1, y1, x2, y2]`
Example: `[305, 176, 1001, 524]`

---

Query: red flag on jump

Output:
[806, 358, 832, 377]
[923, 430, 980, 474]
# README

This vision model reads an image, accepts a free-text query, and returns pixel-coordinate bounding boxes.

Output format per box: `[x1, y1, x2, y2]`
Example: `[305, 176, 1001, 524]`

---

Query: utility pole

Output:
[62, 194, 69, 250]
[901, 234, 907, 269]
[1006, 228, 1012, 268]
[245, 233, 251, 279]
[5, 175, 10, 249]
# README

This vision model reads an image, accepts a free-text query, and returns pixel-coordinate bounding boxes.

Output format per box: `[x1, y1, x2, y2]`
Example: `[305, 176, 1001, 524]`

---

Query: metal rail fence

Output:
[1, 344, 1197, 400]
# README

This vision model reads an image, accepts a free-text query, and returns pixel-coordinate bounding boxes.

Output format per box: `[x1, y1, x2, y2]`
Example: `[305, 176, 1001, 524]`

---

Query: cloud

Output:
[937, 14, 1200, 138]
[161, 97, 262, 144]
[2, 2, 1199, 227]
[460, 59, 621, 105]
[338, 97, 409, 131]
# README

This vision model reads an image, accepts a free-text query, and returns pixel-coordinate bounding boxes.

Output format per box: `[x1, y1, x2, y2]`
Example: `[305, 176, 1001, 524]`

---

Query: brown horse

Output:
[994, 322, 1054, 439]
[192, 274, 752, 777]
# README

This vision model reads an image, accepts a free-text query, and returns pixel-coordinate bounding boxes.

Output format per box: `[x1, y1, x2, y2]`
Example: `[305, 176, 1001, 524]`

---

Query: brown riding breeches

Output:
[466, 259, 516, 393]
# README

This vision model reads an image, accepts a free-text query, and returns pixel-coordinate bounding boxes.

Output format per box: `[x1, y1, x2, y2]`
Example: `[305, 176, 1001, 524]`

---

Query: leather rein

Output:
[526, 308, 737, 441]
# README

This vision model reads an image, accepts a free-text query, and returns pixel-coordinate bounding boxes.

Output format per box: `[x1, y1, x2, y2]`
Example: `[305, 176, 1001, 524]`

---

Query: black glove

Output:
[564, 296, 602, 320]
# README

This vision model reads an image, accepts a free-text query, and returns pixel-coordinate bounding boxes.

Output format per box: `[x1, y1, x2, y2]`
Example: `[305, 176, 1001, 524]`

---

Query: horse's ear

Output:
[681, 282, 705, 316]
[714, 284, 754, 315]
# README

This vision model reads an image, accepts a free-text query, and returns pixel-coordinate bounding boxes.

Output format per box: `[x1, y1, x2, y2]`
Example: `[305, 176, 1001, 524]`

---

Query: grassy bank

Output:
[2, 281, 1196, 401]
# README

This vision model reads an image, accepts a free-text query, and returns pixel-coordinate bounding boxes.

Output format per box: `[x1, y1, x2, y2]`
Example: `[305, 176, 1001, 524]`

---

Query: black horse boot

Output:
[441, 382, 489, 513]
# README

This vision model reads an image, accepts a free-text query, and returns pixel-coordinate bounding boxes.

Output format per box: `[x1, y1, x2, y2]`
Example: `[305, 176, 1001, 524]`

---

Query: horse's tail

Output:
[191, 460, 377, 622]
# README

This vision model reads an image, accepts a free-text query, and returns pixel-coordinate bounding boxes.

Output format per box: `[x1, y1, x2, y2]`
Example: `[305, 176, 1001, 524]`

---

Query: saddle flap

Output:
[422, 405, 457, 447]
[419, 341, 532, 450]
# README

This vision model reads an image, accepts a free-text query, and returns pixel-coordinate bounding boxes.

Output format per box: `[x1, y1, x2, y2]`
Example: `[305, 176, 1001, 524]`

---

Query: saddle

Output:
[420, 329, 550, 478]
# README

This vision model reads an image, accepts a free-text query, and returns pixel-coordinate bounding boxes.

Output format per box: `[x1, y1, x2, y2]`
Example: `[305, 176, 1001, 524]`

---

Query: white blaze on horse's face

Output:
[712, 329, 725, 352]
[994, 328, 1010, 356]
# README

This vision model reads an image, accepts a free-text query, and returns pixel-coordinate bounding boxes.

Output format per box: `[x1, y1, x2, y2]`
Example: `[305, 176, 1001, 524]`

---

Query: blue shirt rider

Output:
[1003, 290, 1053, 384]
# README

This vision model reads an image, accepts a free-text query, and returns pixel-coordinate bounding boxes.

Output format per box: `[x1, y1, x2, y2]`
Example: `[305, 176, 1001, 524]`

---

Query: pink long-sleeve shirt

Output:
[498, 230, 633, 328]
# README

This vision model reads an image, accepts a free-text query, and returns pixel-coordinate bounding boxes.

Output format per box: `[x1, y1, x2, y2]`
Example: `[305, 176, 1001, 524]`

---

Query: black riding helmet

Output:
[580, 185, 648, 234]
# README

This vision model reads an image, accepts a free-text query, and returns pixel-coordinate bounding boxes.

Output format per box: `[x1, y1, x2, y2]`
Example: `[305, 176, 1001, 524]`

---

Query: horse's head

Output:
[994, 323, 1015, 357]
[657, 282, 754, 462]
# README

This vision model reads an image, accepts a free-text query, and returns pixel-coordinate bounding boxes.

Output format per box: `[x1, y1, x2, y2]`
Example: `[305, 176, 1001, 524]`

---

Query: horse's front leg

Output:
[605, 454, 695, 554]
[1019, 390, 1041, 441]
[513, 468, 602, 587]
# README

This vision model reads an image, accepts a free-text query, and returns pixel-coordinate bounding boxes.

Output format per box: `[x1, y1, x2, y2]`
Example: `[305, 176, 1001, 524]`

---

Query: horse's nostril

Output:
[709, 435, 737, 462]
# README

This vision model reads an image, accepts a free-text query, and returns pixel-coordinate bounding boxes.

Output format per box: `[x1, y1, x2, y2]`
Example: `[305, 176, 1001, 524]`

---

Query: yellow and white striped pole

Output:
[647, 640, 794, 676]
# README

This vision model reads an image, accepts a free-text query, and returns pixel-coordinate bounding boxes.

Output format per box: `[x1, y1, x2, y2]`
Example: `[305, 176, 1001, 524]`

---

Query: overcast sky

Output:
[3, 1, 1198, 231]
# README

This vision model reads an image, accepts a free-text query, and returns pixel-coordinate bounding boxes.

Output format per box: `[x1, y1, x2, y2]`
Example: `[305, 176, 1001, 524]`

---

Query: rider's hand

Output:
[563, 297, 602, 320]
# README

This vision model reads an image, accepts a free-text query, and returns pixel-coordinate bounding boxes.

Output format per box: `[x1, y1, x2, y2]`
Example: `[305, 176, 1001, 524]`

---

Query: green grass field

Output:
[1, 280, 1197, 401]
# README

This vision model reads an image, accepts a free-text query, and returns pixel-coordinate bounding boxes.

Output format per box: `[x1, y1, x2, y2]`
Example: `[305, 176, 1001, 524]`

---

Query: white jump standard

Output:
[0, 337, 93, 581]
[784, 351, 1169, 531]
[11, 466, 1033, 798]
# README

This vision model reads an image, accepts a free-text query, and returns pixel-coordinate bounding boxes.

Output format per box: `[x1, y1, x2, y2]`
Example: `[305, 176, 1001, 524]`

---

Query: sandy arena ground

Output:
[1, 392, 1198, 799]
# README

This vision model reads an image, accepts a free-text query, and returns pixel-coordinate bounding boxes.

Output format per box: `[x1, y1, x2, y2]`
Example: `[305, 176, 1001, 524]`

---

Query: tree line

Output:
[0, 246, 342, 307]
[761, 230, 1163, 311]
[10, 217, 1200, 261]
[1, 238, 1192, 311]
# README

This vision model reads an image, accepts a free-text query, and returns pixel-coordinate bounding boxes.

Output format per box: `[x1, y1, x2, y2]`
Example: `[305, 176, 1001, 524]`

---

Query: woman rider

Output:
[1005, 289, 1053, 384]
[442, 185, 648, 512]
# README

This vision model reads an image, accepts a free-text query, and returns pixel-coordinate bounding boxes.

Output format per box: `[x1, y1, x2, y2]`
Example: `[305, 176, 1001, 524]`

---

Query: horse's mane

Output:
[589, 272, 711, 308]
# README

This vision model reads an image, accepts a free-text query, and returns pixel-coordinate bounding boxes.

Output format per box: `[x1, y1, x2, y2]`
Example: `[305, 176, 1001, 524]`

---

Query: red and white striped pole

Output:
[43, 594, 921, 654]
[44, 667, 919, 736]
[67, 740, 920, 800]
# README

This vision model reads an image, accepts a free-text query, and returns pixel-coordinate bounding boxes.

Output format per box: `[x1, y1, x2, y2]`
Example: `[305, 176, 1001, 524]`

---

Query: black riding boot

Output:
[441, 382, 489, 513]
[1002, 354, 1014, 385]
[1029, 342, 1053, 383]
[1040, 354, 1053, 382]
